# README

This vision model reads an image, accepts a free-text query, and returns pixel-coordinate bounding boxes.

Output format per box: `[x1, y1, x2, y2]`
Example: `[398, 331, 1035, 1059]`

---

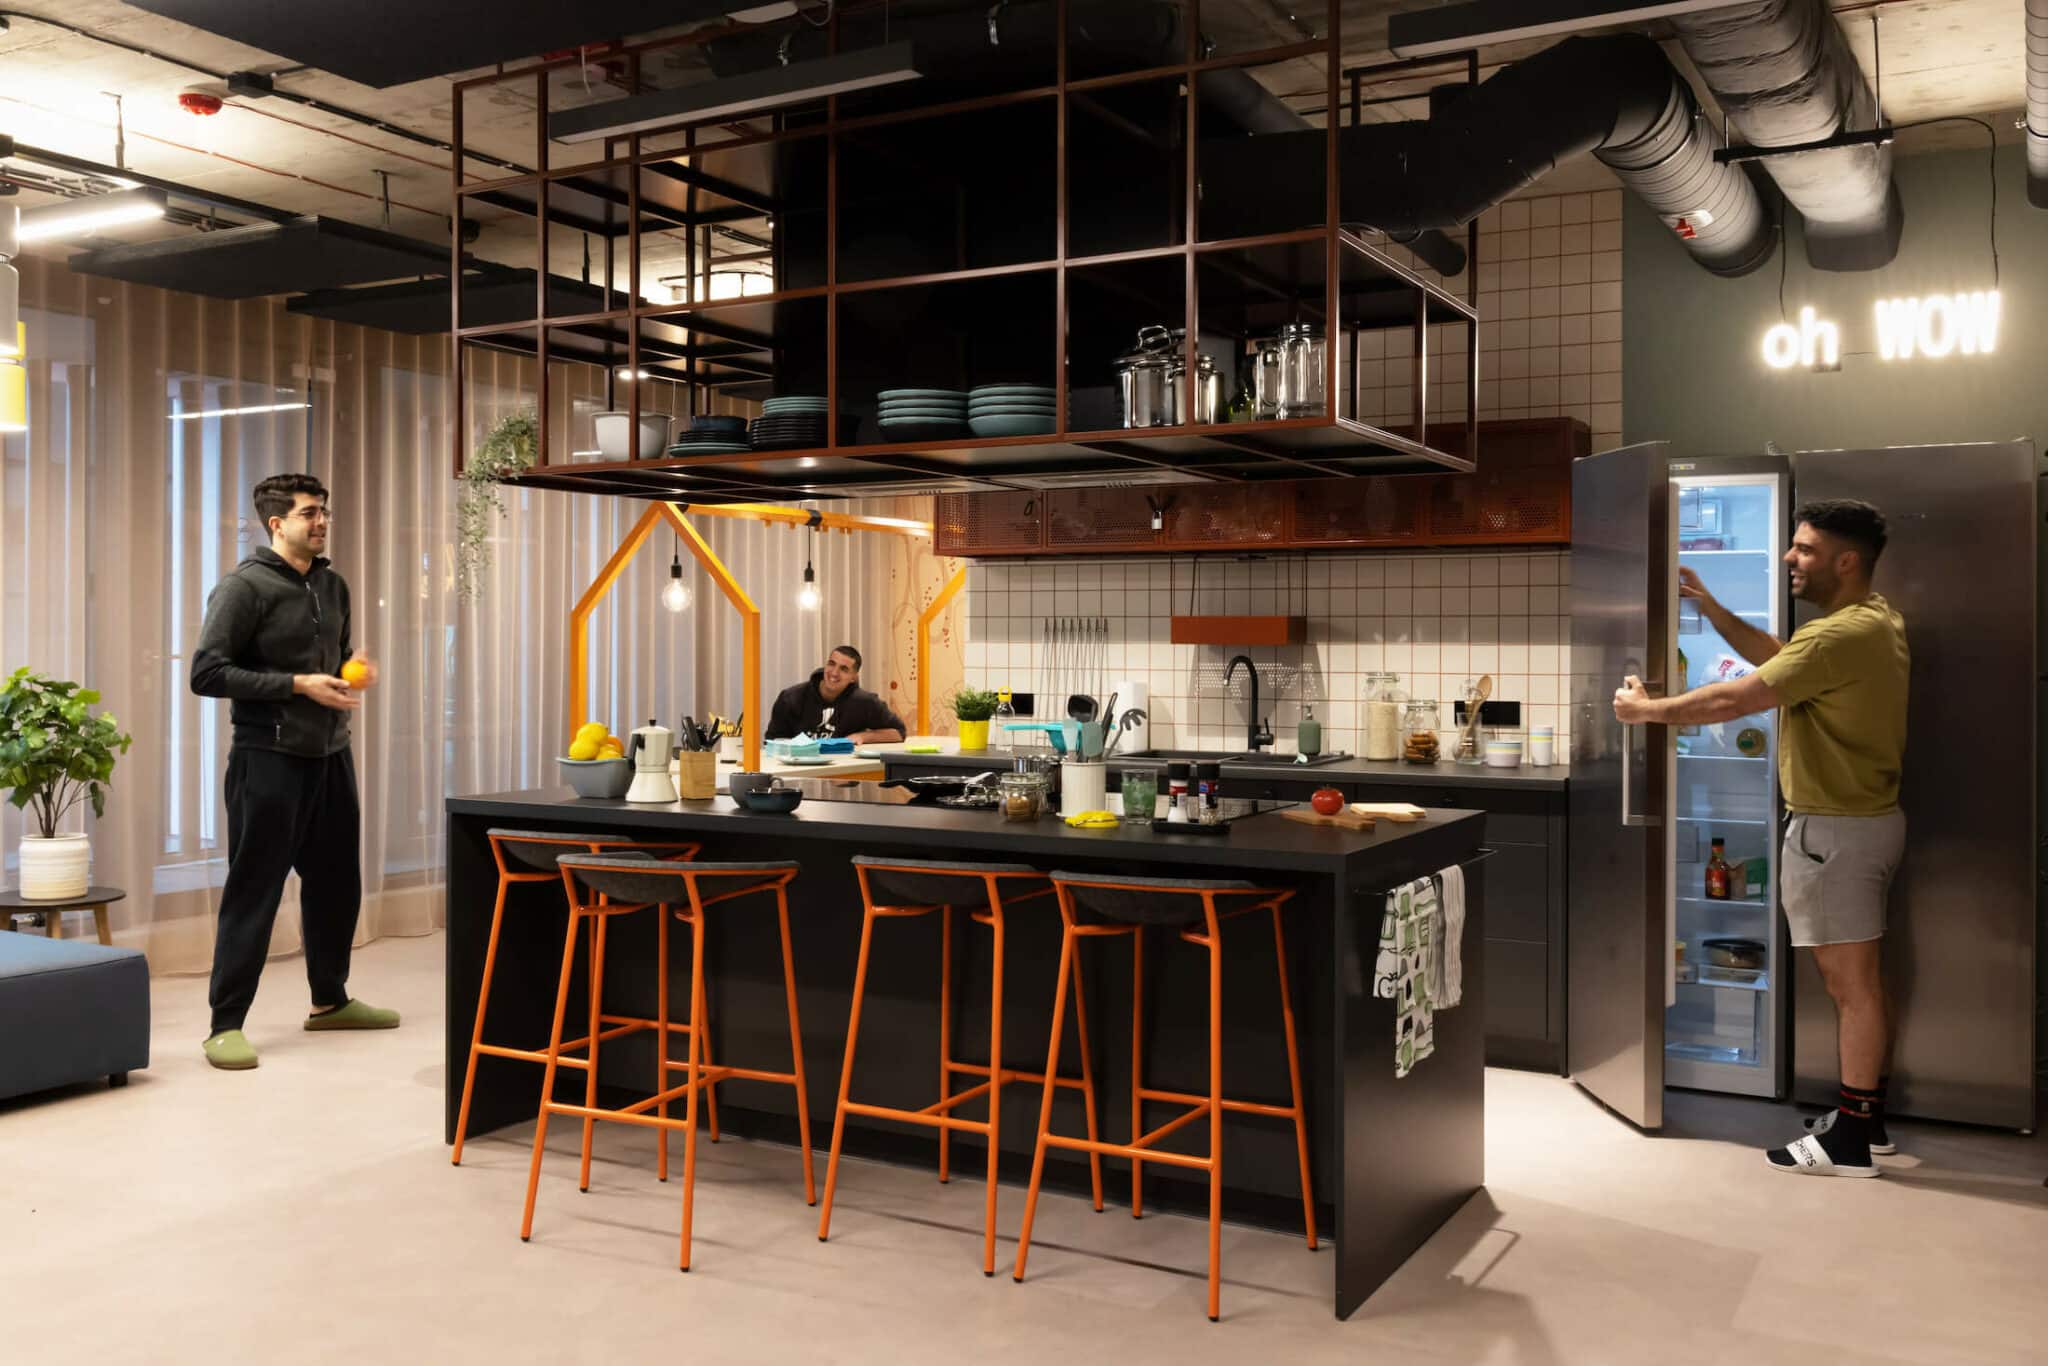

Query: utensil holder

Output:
[1058, 761, 1107, 818]
[677, 750, 718, 800]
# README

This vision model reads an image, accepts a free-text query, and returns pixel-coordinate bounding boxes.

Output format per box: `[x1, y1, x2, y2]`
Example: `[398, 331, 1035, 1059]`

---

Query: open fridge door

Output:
[1567, 442, 1672, 1129]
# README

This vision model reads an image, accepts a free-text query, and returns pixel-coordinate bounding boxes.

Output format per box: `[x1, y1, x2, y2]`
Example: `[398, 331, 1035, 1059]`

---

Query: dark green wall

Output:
[1623, 143, 2048, 456]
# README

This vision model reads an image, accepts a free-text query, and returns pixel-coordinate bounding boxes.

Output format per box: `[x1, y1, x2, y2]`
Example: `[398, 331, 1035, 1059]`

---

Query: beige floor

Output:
[4, 933, 2043, 1365]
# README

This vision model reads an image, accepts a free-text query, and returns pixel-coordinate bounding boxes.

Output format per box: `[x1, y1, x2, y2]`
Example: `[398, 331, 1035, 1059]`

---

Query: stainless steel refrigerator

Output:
[1567, 440, 2042, 1130]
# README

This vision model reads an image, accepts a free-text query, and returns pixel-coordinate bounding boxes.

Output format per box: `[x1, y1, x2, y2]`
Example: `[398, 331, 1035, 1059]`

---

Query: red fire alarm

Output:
[1659, 208, 1714, 239]
[179, 90, 225, 116]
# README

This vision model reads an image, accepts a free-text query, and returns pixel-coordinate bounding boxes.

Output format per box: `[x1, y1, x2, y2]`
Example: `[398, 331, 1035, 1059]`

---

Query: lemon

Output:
[597, 744, 623, 759]
[576, 722, 607, 744]
[567, 738, 601, 761]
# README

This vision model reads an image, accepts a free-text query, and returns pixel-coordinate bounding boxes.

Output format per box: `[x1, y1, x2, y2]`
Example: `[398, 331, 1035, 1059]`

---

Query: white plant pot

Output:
[19, 832, 90, 900]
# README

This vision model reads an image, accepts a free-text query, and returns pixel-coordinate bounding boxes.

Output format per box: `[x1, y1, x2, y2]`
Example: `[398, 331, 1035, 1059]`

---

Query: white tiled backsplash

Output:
[963, 551, 1573, 757]
[1353, 188, 1625, 453]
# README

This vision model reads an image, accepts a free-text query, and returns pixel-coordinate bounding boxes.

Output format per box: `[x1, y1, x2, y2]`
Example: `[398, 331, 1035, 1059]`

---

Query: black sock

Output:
[1813, 1085, 1879, 1163]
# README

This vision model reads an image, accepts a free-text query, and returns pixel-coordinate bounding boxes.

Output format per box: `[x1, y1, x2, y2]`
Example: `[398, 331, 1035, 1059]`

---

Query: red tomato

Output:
[1310, 788, 1344, 815]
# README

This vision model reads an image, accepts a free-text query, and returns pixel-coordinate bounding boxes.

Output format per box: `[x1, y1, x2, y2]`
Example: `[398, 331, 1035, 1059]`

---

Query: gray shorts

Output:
[1780, 810, 1906, 947]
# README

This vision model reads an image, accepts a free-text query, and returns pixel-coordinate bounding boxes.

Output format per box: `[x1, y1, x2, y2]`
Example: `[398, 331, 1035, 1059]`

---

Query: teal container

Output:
[1297, 705, 1322, 758]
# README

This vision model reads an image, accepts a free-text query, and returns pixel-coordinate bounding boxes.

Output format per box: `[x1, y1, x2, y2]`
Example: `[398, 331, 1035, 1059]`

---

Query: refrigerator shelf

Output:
[1676, 895, 1768, 909]
[1678, 549, 1772, 556]
[1674, 815, 1770, 826]
[1682, 968, 1769, 992]
[1676, 753, 1768, 763]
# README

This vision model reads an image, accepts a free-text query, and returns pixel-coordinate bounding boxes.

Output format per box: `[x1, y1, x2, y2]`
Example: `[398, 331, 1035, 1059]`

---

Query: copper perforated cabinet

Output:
[936, 490, 1045, 556]
[1045, 488, 1159, 552]
[1165, 485, 1289, 546]
[938, 419, 1585, 556]
[1290, 474, 1433, 547]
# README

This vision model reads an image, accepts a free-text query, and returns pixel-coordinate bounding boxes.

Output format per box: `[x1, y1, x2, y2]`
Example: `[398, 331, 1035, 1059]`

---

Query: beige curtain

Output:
[2, 254, 959, 976]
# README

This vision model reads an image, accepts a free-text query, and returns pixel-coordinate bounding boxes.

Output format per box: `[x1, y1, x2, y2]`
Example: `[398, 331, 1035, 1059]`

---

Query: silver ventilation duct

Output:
[1668, 0, 1903, 270]
[2029, 0, 2048, 208]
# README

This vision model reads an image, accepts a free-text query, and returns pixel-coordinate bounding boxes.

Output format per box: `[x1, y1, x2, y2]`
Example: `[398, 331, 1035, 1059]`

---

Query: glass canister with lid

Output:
[1278, 322, 1328, 418]
[1401, 699, 1441, 764]
[1361, 671, 1406, 761]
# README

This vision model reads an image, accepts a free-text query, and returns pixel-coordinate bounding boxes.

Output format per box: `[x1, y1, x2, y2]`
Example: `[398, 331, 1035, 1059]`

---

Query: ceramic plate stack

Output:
[752, 395, 851, 451]
[667, 412, 752, 456]
[875, 388, 967, 441]
[968, 383, 1056, 437]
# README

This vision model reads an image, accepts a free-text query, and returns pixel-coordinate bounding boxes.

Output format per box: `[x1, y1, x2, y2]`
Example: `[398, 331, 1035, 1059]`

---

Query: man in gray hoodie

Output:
[189, 472, 395, 1070]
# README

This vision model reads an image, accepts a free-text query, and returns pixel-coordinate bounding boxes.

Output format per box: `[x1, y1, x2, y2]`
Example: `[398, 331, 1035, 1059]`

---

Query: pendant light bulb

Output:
[663, 551, 692, 613]
[797, 560, 820, 612]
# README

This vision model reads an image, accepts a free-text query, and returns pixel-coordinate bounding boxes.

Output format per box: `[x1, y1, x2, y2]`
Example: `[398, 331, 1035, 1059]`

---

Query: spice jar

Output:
[1194, 761, 1222, 824]
[1401, 699, 1440, 765]
[999, 771, 1048, 822]
[1165, 761, 1192, 823]
[1362, 671, 1406, 761]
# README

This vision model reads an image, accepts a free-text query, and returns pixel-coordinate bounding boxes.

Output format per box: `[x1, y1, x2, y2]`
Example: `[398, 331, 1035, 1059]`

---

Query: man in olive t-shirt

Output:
[1614, 499, 1907, 1179]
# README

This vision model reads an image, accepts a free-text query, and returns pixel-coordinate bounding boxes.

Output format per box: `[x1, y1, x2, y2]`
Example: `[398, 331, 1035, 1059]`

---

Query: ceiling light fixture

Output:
[797, 520, 821, 612]
[17, 188, 168, 244]
[663, 549, 693, 613]
[550, 42, 923, 144]
[168, 400, 310, 421]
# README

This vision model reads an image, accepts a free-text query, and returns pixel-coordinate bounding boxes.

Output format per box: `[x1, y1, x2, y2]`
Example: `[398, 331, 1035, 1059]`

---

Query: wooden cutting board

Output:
[1348, 802, 1428, 822]
[1279, 807, 1376, 830]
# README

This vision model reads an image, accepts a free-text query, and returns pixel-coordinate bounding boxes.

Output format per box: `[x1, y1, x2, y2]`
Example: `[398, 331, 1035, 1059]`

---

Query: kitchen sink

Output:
[1125, 748, 1354, 767]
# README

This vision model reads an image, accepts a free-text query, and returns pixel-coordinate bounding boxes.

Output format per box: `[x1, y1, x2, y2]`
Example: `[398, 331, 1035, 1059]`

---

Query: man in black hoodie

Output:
[765, 645, 905, 743]
[189, 472, 395, 1070]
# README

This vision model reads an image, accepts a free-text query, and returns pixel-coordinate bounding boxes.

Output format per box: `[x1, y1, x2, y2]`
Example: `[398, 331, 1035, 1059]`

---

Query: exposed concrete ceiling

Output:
[0, 0, 2029, 295]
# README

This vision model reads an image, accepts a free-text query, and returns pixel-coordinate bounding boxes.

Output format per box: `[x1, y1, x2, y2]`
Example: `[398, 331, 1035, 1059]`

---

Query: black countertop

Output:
[446, 780, 1486, 876]
[877, 750, 1570, 792]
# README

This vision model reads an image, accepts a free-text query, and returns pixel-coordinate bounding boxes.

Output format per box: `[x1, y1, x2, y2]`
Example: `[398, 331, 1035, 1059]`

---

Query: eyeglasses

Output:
[287, 506, 335, 524]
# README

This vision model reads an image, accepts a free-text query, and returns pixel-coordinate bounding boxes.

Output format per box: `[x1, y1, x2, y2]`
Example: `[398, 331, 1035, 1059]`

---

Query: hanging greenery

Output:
[456, 409, 537, 600]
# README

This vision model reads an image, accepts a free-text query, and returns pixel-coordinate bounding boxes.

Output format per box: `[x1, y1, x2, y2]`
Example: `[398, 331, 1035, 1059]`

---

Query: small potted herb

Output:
[949, 686, 999, 752]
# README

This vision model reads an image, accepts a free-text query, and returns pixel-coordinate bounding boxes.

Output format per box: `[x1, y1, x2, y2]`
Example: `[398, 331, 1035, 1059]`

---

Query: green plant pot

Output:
[957, 719, 991, 751]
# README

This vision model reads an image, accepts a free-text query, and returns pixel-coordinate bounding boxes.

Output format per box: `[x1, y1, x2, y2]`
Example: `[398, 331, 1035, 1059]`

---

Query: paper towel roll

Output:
[1109, 679, 1150, 753]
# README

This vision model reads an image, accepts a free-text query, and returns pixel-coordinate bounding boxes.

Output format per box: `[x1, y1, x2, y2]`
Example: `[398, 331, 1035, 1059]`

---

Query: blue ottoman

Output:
[0, 932, 150, 1100]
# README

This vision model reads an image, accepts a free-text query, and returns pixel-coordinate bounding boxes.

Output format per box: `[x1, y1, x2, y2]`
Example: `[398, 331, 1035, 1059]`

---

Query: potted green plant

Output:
[457, 408, 538, 600]
[949, 686, 999, 752]
[0, 668, 134, 900]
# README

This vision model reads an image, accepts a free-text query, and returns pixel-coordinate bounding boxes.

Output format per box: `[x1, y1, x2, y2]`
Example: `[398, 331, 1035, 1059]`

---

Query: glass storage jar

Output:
[1279, 322, 1327, 418]
[1362, 671, 1406, 761]
[999, 771, 1050, 822]
[1401, 699, 1441, 764]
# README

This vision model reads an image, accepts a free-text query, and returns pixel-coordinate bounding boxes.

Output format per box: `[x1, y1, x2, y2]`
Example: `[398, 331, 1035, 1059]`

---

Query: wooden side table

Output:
[0, 886, 128, 947]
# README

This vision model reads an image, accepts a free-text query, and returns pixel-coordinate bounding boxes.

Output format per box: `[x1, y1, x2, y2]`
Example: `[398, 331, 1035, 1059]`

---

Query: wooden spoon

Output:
[1459, 674, 1494, 753]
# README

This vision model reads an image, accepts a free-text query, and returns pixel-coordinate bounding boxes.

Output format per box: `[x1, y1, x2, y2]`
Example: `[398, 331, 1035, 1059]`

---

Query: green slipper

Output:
[305, 998, 401, 1031]
[204, 1030, 260, 1070]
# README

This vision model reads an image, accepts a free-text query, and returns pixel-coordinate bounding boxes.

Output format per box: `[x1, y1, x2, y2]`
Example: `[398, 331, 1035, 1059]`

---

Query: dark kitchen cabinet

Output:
[1350, 781, 1569, 1073]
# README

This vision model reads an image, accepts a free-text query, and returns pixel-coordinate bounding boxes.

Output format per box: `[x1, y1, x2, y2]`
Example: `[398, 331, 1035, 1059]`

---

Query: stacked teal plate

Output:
[876, 388, 967, 440]
[968, 383, 1056, 437]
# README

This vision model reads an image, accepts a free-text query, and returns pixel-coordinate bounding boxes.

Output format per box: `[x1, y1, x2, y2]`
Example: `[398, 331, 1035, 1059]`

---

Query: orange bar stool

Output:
[526, 855, 815, 1272]
[453, 830, 704, 1174]
[1013, 871, 1316, 1322]
[818, 857, 1104, 1276]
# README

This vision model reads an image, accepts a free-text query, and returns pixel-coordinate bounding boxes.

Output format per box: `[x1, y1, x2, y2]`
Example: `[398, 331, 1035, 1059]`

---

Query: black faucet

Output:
[1224, 655, 1275, 754]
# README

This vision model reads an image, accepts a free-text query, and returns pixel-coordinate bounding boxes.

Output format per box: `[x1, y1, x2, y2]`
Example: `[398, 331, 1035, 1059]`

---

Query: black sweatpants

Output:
[208, 747, 363, 1034]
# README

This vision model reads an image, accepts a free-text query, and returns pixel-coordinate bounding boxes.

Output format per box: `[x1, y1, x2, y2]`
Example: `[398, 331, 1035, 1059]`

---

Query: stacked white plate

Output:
[875, 388, 967, 441]
[968, 383, 1056, 437]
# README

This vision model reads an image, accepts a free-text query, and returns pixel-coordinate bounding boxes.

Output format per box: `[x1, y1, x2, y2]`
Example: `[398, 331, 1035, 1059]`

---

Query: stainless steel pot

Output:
[1164, 353, 1222, 426]
[1115, 325, 1175, 428]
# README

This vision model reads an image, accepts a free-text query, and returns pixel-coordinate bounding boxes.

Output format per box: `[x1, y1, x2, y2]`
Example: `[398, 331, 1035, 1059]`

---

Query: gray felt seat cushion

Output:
[488, 829, 694, 874]
[0, 933, 150, 1100]
[851, 854, 1046, 910]
[1047, 870, 1277, 928]
[556, 855, 797, 906]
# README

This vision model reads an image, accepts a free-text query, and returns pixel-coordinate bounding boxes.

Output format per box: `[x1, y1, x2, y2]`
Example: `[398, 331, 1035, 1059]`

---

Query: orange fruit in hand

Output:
[341, 659, 373, 690]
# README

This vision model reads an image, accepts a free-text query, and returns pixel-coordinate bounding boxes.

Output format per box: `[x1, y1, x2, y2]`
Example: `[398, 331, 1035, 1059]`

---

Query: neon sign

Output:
[1760, 291, 2000, 370]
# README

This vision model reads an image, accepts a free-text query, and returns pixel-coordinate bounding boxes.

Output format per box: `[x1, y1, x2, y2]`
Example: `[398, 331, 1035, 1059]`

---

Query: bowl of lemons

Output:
[561, 722, 631, 798]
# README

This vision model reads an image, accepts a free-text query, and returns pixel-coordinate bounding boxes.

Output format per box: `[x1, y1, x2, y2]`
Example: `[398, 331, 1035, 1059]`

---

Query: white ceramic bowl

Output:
[1484, 741, 1524, 769]
[593, 410, 673, 460]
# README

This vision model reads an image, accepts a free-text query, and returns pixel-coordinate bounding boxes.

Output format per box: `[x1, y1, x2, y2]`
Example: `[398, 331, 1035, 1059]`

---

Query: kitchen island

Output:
[445, 782, 1486, 1318]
